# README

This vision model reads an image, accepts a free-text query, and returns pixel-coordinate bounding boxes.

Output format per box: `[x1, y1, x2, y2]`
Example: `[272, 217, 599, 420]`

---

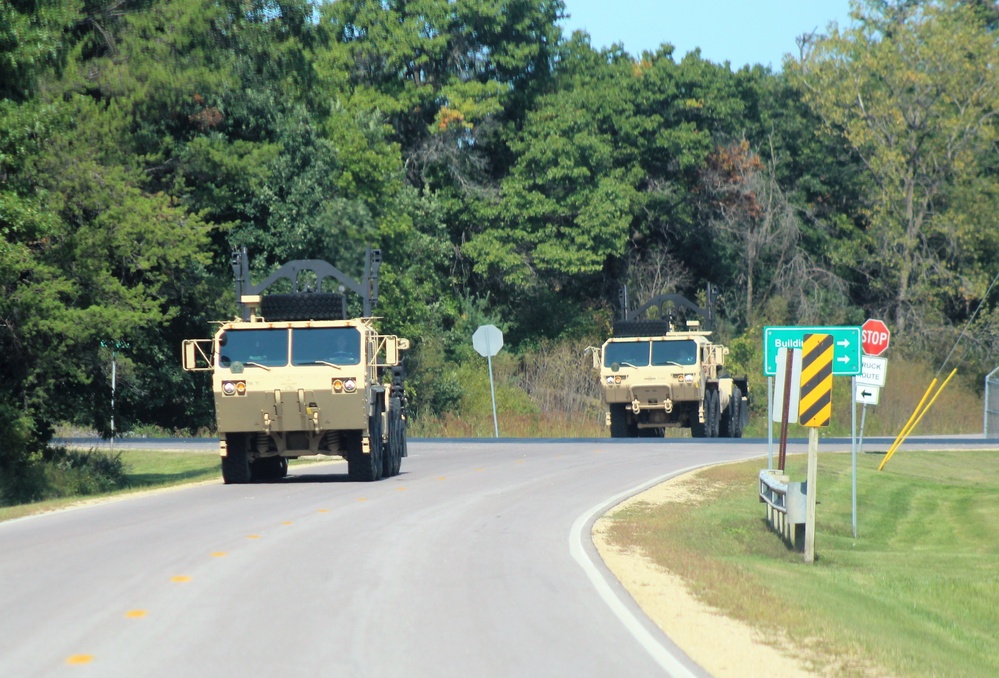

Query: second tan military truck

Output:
[182, 248, 409, 483]
[590, 289, 748, 438]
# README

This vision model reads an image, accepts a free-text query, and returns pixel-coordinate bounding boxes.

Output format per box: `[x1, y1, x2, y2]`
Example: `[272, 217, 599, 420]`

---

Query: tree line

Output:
[2, 0, 998, 475]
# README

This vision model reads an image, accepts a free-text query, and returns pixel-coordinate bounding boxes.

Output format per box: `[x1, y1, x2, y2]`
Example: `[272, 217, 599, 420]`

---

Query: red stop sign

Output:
[862, 318, 891, 355]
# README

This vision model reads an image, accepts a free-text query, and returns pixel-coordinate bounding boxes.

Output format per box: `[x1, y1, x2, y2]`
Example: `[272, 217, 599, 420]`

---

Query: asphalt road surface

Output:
[3, 436, 995, 677]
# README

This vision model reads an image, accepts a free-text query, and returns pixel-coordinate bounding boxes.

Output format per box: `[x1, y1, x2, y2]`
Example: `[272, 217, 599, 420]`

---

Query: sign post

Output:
[472, 325, 504, 438]
[800, 333, 833, 564]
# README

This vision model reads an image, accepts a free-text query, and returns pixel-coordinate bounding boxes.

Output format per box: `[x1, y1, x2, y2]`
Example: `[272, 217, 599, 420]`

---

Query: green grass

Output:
[603, 449, 999, 677]
[0, 450, 222, 522]
[0, 450, 338, 522]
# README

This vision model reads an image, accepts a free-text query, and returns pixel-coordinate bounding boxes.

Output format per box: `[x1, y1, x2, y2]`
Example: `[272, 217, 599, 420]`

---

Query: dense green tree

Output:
[789, 0, 999, 336]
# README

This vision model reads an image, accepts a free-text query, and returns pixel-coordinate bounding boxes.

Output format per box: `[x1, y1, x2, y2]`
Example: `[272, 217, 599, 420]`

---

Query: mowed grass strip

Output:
[0, 450, 334, 522]
[603, 449, 999, 677]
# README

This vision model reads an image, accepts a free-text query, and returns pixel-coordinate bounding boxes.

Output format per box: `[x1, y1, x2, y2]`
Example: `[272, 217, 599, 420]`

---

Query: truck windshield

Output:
[292, 327, 361, 366]
[219, 329, 288, 367]
[652, 339, 698, 366]
[604, 341, 650, 367]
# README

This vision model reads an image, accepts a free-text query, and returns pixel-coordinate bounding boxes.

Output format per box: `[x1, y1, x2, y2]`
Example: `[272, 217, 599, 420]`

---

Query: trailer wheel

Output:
[221, 433, 252, 484]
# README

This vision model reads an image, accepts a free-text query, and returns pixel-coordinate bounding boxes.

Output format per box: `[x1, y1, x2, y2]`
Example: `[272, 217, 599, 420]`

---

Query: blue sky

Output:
[559, 1, 855, 70]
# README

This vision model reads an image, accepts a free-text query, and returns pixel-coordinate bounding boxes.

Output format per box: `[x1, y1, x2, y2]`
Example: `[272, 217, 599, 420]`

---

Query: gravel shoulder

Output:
[592, 469, 818, 678]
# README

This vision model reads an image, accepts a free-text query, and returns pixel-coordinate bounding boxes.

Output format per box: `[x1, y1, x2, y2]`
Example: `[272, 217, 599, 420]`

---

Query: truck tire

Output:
[707, 389, 720, 438]
[609, 403, 631, 438]
[612, 319, 671, 338]
[384, 397, 404, 478]
[348, 401, 384, 482]
[690, 402, 707, 438]
[221, 433, 252, 484]
[259, 292, 346, 321]
[720, 386, 743, 438]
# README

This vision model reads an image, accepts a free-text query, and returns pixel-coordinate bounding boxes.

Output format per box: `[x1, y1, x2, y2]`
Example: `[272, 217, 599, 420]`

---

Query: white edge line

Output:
[569, 463, 708, 678]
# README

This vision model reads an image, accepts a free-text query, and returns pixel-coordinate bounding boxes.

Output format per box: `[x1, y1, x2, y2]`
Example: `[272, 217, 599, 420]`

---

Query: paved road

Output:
[3, 437, 996, 677]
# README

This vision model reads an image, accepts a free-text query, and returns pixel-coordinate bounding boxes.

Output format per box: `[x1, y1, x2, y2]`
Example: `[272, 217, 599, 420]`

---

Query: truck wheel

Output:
[690, 402, 707, 438]
[706, 389, 720, 438]
[612, 319, 671, 338]
[259, 292, 346, 321]
[222, 433, 252, 484]
[384, 397, 404, 478]
[720, 386, 743, 438]
[609, 403, 630, 438]
[349, 402, 384, 482]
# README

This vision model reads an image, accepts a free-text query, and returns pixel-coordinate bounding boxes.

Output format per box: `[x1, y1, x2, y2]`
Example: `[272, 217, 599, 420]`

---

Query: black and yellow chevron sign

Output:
[799, 333, 833, 427]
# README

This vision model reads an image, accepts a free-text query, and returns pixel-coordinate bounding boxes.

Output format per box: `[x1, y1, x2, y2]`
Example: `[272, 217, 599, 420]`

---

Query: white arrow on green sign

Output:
[763, 326, 862, 376]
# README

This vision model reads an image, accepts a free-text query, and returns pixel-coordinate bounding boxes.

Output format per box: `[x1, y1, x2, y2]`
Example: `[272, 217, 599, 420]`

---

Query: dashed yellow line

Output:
[436, 476, 447, 481]
[395, 487, 408, 492]
[211, 551, 227, 558]
[317, 508, 329, 513]
[66, 654, 93, 665]
[125, 610, 147, 619]
[281, 521, 293, 525]
[170, 575, 191, 583]
[356, 497, 369, 502]
[246, 534, 261, 539]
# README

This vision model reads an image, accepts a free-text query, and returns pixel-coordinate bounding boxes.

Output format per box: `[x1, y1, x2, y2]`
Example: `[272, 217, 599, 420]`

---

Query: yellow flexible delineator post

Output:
[878, 378, 937, 471]
[879, 368, 958, 470]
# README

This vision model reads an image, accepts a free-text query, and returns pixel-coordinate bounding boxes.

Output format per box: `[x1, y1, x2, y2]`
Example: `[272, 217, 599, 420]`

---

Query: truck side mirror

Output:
[385, 337, 398, 366]
[585, 346, 601, 370]
[182, 339, 213, 371]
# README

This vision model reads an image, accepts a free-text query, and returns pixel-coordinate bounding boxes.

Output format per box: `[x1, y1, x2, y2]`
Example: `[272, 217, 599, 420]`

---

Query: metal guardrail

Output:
[758, 469, 807, 550]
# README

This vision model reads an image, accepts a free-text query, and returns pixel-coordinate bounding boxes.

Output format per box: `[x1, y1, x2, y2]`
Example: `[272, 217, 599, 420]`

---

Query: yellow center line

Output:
[395, 487, 408, 491]
[211, 552, 227, 558]
[246, 534, 261, 539]
[357, 497, 369, 502]
[170, 575, 191, 583]
[317, 509, 329, 513]
[65, 655, 93, 665]
[281, 521, 293, 525]
[436, 476, 447, 481]
[125, 610, 147, 619]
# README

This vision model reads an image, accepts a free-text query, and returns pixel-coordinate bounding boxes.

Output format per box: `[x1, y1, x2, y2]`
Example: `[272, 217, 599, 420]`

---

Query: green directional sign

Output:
[763, 326, 862, 376]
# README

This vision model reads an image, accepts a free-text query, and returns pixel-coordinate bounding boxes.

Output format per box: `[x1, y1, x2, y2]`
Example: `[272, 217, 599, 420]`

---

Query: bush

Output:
[0, 447, 128, 507]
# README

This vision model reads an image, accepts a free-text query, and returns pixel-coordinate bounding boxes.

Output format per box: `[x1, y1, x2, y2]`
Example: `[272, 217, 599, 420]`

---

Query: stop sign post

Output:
[861, 319, 891, 356]
[473, 325, 504, 438]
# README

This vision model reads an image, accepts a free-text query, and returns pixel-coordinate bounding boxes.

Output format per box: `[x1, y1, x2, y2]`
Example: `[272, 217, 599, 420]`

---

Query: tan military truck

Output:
[182, 247, 409, 483]
[590, 289, 748, 438]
